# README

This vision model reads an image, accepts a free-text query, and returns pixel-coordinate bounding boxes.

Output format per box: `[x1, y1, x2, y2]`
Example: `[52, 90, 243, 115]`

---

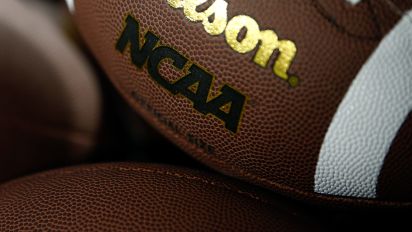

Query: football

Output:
[68, 0, 412, 207]
[0, 0, 102, 182]
[0, 163, 325, 231]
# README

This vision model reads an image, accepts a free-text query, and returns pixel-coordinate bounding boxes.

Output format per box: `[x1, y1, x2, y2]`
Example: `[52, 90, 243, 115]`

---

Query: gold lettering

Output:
[275, 40, 297, 84]
[201, 0, 227, 35]
[225, 15, 260, 53]
[183, 0, 207, 21]
[167, 0, 298, 87]
[167, 0, 184, 8]
[171, 0, 227, 35]
[254, 30, 297, 85]
[254, 30, 279, 68]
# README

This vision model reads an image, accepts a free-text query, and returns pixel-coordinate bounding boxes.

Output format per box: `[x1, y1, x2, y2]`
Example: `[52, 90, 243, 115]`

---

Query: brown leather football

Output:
[0, 163, 325, 231]
[0, 0, 102, 182]
[67, 0, 412, 207]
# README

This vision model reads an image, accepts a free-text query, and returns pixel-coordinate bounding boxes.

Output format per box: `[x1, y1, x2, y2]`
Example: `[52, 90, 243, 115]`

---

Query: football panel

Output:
[0, 163, 324, 231]
[315, 9, 412, 199]
[70, 0, 412, 207]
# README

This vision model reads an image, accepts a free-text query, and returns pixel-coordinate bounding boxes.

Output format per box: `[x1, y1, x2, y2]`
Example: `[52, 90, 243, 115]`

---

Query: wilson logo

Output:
[167, 0, 299, 87]
[116, 15, 247, 133]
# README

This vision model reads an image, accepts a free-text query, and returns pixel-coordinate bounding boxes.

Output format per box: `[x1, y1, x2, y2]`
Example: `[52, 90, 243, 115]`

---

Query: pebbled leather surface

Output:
[72, 0, 412, 207]
[315, 10, 412, 199]
[0, 163, 324, 231]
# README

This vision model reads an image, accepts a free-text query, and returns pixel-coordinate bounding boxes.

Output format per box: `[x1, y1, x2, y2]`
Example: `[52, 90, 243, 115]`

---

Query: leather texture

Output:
[315, 9, 412, 199]
[71, 0, 412, 207]
[0, 163, 324, 231]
